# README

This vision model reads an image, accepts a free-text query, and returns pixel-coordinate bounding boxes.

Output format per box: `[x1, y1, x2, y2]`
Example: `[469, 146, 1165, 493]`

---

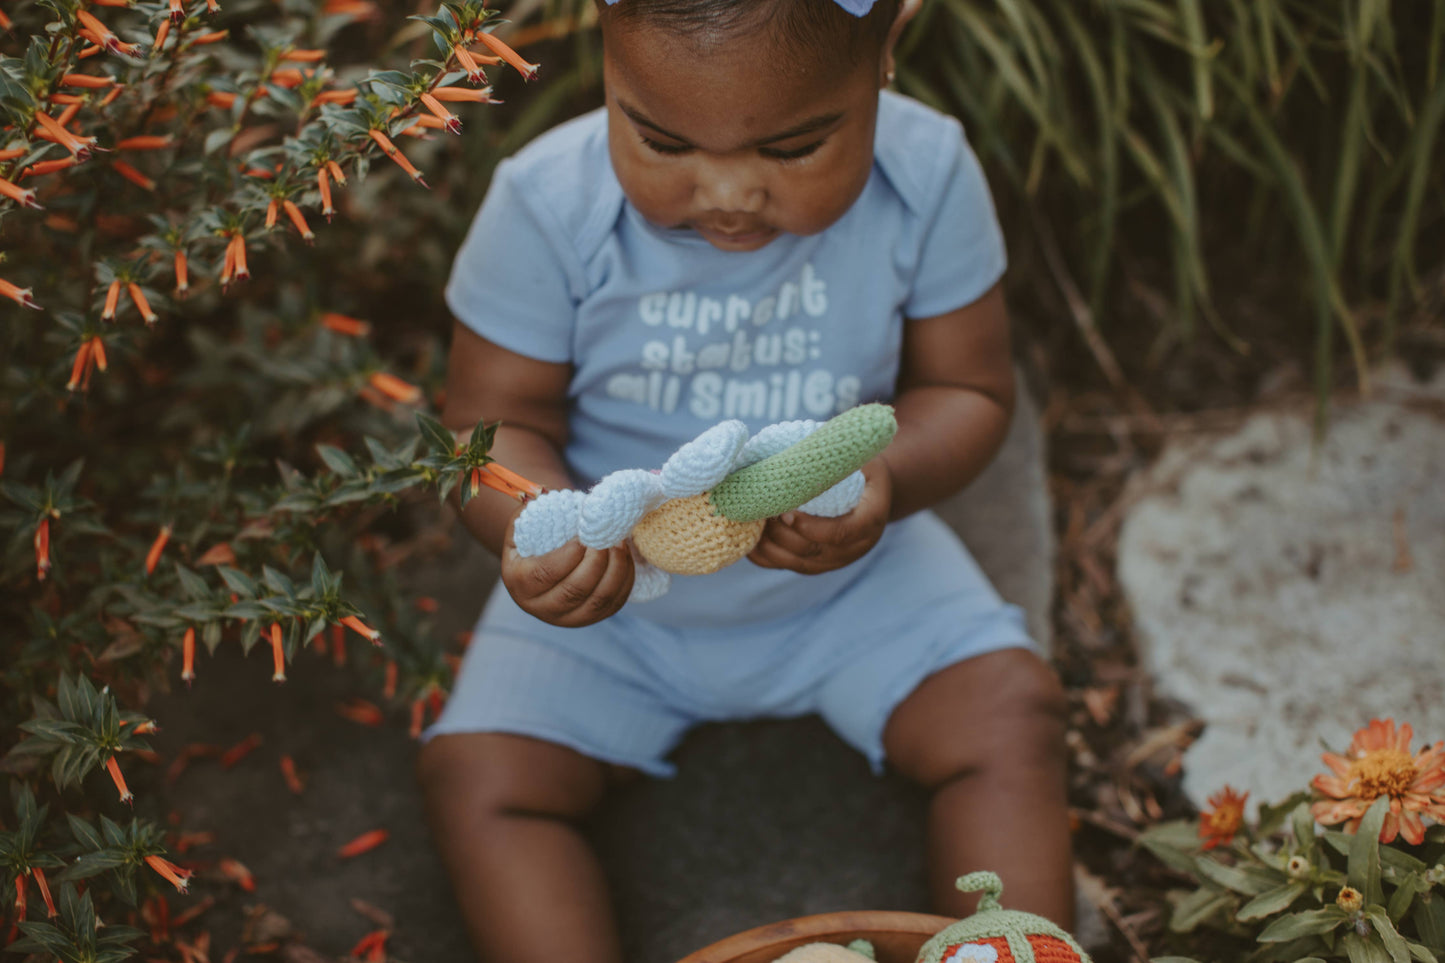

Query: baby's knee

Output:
[415, 732, 608, 822]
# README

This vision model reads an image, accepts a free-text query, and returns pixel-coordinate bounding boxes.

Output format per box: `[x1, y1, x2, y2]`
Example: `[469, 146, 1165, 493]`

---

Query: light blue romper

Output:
[429, 92, 1036, 776]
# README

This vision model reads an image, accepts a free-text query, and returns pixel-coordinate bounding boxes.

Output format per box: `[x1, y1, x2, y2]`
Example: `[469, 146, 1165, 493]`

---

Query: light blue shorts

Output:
[427, 512, 1035, 777]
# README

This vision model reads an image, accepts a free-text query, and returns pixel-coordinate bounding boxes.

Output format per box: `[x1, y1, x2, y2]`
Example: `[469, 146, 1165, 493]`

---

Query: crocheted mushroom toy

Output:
[765, 873, 1090, 963]
[512, 403, 897, 602]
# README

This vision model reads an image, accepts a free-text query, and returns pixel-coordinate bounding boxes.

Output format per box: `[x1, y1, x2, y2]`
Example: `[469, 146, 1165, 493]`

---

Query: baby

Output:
[417, 0, 1073, 959]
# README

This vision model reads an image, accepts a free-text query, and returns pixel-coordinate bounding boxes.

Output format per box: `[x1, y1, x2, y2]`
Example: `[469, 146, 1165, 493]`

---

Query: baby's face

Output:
[601, 17, 886, 252]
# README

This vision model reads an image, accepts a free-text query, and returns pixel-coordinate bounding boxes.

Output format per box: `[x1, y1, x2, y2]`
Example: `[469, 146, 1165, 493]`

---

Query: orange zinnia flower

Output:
[472, 31, 539, 81]
[144, 854, 192, 892]
[145, 525, 171, 575]
[181, 626, 196, 683]
[1198, 785, 1247, 850]
[269, 622, 286, 681]
[1312, 718, 1445, 845]
[33, 518, 51, 580]
[30, 867, 56, 917]
[106, 754, 133, 803]
[367, 371, 422, 404]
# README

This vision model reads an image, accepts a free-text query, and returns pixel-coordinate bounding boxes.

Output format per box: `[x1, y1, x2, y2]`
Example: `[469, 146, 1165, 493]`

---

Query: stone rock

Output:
[1118, 363, 1445, 810]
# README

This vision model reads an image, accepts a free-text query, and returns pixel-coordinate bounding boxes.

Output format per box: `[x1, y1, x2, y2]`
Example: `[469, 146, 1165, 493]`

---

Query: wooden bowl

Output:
[676, 910, 954, 963]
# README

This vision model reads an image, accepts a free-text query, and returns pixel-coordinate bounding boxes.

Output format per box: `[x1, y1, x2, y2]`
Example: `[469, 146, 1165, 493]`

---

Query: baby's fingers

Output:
[533, 544, 634, 626]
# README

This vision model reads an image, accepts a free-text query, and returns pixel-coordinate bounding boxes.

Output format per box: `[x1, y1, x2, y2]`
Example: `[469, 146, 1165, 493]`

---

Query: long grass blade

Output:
[1385, 68, 1445, 346]
[1329, 68, 1370, 265]
[1177, 0, 1214, 121]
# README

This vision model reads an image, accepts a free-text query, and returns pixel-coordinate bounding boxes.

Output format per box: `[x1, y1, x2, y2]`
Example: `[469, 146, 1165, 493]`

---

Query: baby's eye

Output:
[760, 140, 825, 162]
[641, 136, 692, 156]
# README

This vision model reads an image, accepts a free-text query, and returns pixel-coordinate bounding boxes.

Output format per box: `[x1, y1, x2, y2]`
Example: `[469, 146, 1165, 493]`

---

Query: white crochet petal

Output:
[512, 489, 585, 557]
[659, 420, 750, 498]
[796, 469, 865, 517]
[626, 549, 671, 603]
[737, 419, 817, 467]
[578, 469, 665, 549]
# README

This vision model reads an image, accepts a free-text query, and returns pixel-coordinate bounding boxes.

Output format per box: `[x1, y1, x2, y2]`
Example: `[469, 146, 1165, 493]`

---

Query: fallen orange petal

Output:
[337, 829, 388, 859]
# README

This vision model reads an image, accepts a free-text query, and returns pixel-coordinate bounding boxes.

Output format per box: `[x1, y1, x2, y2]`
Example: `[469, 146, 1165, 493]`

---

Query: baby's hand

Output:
[501, 515, 635, 627]
[747, 460, 892, 576]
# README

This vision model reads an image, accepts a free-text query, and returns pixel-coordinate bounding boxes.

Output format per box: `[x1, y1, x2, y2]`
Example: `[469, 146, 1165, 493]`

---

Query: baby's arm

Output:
[748, 282, 1013, 573]
[443, 321, 634, 626]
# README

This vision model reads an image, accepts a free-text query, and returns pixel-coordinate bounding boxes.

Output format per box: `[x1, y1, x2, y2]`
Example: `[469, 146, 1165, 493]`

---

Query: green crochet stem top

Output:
[708, 403, 898, 523]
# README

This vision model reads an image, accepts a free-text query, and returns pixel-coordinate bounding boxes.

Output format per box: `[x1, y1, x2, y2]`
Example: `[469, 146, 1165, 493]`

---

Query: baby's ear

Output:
[881, 0, 921, 86]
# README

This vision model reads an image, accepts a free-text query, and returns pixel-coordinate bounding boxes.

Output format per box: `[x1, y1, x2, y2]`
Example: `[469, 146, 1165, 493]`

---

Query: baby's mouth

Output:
[694, 223, 778, 247]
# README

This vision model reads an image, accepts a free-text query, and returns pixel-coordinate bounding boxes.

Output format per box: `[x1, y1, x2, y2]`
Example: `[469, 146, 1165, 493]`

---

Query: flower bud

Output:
[1336, 886, 1363, 913]
[1286, 855, 1311, 879]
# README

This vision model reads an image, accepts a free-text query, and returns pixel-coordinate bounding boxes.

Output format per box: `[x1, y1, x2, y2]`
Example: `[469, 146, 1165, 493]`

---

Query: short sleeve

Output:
[444, 159, 583, 363]
[903, 127, 1007, 320]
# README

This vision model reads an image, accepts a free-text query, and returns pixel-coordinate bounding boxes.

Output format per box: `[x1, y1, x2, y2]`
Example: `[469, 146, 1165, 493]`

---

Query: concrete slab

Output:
[1118, 364, 1445, 810]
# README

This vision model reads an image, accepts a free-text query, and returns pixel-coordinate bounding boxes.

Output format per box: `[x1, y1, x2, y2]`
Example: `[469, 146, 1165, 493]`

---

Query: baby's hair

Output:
[599, 0, 903, 66]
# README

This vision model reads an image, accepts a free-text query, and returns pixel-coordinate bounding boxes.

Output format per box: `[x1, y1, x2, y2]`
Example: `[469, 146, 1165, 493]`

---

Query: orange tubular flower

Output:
[282, 199, 313, 241]
[269, 67, 304, 88]
[195, 542, 236, 565]
[482, 462, 545, 499]
[66, 341, 94, 391]
[430, 84, 493, 103]
[168, 0, 184, 22]
[452, 44, 487, 84]
[279, 755, 304, 794]
[269, 623, 285, 682]
[74, 9, 120, 52]
[61, 72, 115, 88]
[180, 625, 196, 682]
[22, 157, 79, 178]
[317, 167, 334, 220]
[325, 159, 346, 185]
[229, 234, 249, 281]
[55, 102, 83, 127]
[89, 336, 107, 371]
[0, 147, 24, 161]
[113, 160, 155, 191]
[383, 661, 397, 699]
[367, 371, 422, 404]
[281, 48, 326, 61]
[367, 128, 427, 186]
[48, 93, 86, 105]
[1, 277, 41, 309]
[174, 250, 189, 294]
[206, 90, 236, 109]
[117, 135, 174, 150]
[100, 84, 124, 106]
[420, 92, 461, 133]
[409, 697, 425, 738]
[321, 312, 369, 336]
[144, 855, 192, 892]
[34, 518, 50, 580]
[102, 279, 121, 320]
[312, 88, 357, 105]
[145, 525, 171, 575]
[473, 31, 539, 81]
[1198, 785, 1248, 850]
[206, 0, 220, 11]
[264, 198, 279, 229]
[30, 868, 56, 917]
[127, 282, 157, 324]
[106, 754, 133, 803]
[12, 872, 25, 919]
[0, 177, 42, 209]
[190, 29, 228, 44]
[33, 109, 95, 158]
[217, 858, 255, 891]
[1311, 718, 1445, 845]
[339, 614, 380, 644]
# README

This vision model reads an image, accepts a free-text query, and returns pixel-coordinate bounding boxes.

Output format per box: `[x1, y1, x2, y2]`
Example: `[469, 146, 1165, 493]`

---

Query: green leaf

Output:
[1240, 881, 1312, 921]
[1195, 856, 1281, 895]
[174, 564, 212, 601]
[316, 444, 359, 477]
[1406, 942, 1439, 963]
[1367, 906, 1414, 963]
[1351, 798, 1390, 907]
[217, 566, 258, 597]
[1170, 887, 1235, 932]
[1415, 895, 1445, 951]
[1345, 931, 1397, 963]
[67, 814, 103, 850]
[417, 412, 456, 456]
[1259, 907, 1350, 942]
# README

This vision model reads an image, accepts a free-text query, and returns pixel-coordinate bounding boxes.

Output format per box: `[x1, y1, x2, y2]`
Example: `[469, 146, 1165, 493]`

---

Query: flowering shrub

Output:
[1141, 719, 1445, 963]
[0, 0, 543, 957]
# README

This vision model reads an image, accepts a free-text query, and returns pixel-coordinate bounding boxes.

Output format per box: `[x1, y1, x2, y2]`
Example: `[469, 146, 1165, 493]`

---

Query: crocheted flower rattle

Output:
[771, 873, 1092, 963]
[512, 403, 898, 602]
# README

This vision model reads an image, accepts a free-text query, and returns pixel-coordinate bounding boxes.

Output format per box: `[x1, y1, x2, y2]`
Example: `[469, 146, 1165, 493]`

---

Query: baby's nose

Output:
[693, 158, 765, 213]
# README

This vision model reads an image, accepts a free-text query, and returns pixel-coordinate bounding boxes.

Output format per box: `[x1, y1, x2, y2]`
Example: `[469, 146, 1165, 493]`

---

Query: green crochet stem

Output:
[955, 871, 1005, 913]
[708, 403, 897, 523]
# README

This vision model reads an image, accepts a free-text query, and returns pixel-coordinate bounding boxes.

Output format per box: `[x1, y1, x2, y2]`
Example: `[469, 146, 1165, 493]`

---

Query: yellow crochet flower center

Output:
[631, 493, 766, 576]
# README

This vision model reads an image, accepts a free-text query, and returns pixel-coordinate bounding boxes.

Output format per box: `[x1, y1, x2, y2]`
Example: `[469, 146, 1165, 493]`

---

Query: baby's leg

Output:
[416, 732, 623, 963]
[883, 648, 1073, 927]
